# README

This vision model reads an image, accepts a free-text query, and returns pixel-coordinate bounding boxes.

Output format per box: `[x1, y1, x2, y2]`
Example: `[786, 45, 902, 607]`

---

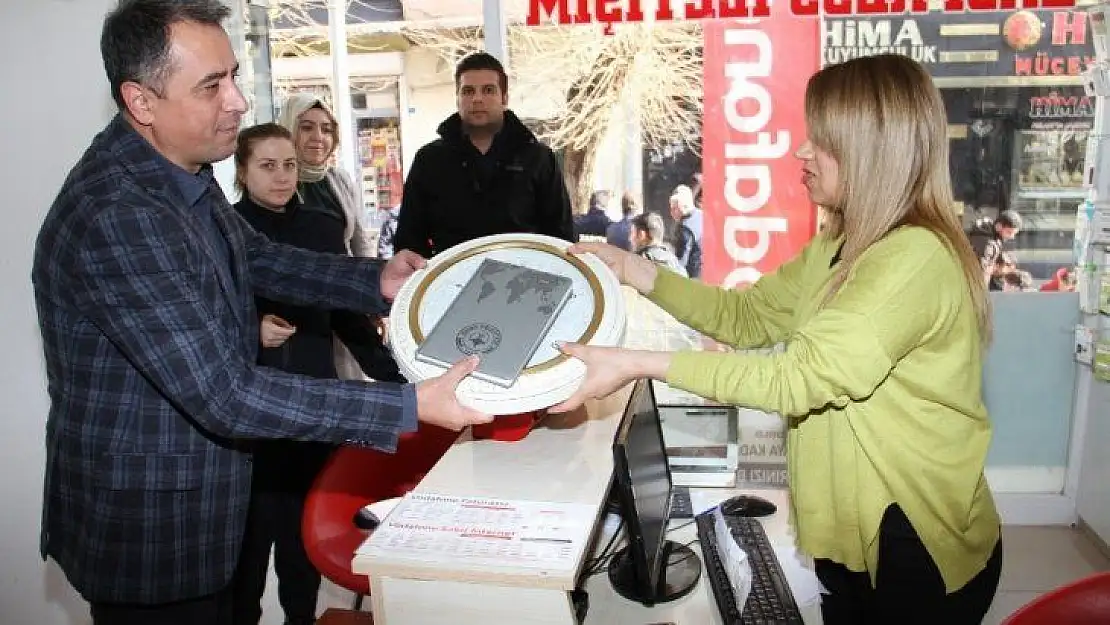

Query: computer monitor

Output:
[608, 379, 701, 606]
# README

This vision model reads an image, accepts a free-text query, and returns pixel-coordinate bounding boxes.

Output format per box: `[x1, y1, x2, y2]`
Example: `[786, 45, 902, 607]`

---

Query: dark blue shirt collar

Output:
[166, 162, 216, 207]
[114, 116, 216, 207]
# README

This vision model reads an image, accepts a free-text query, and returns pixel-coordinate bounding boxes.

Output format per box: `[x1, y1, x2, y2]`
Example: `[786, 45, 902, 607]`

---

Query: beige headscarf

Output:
[278, 93, 378, 382]
[277, 93, 338, 184]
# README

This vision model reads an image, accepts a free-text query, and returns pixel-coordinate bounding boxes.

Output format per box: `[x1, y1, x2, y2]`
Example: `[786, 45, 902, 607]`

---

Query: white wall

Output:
[400, 47, 455, 174]
[0, 1, 116, 623]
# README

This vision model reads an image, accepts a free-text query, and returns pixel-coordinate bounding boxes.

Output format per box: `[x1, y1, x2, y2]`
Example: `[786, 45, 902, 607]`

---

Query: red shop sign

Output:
[526, 0, 1078, 32]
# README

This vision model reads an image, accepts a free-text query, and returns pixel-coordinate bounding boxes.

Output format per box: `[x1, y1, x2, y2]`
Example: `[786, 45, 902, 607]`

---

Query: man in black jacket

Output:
[393, 53, 575, 257]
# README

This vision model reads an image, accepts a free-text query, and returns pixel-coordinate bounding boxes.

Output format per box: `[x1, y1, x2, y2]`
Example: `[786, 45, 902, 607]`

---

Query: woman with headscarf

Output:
[277, 93, 388, 382]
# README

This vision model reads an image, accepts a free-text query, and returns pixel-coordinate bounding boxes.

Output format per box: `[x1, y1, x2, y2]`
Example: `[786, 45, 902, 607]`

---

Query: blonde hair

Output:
[805, 54, 991, 342]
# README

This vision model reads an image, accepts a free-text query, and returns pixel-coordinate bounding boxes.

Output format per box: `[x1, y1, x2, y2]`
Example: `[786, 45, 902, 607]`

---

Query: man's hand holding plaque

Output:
[416, 355, 494, 430]
[381, 250, 426, 301]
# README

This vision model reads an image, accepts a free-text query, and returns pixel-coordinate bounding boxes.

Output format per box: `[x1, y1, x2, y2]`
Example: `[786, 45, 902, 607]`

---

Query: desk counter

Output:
[353, 389, 631, 625]
[353, 387, 820, 625]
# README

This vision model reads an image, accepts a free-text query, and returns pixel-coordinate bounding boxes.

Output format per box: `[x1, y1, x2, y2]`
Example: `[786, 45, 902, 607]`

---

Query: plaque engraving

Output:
[455, 323, 502, 355]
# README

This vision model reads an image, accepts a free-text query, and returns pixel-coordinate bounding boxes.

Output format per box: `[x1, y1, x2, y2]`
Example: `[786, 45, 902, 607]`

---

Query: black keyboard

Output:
[695, 511, 804, 625]
[669, 486, 694, 519]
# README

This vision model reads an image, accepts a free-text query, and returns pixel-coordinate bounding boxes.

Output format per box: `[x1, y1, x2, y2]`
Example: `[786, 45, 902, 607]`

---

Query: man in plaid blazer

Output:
[31, 2, 490, 623]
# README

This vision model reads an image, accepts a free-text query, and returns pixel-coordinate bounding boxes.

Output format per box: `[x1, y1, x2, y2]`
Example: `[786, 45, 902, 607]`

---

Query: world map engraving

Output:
[475, 260, 568, 315]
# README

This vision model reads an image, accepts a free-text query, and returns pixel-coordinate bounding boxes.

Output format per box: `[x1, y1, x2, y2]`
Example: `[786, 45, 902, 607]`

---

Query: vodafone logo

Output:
[720, 28, 790, 288]
[701, 14, 817, 287]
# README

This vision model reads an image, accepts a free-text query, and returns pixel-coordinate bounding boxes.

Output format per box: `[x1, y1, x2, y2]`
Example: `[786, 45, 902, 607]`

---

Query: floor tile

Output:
[982, 591, 1041, 625]
[999, 525, 1110, 593]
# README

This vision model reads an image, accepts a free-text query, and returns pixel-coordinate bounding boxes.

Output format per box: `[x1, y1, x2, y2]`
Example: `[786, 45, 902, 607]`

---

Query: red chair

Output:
[302, 424, 461, 610]
[1002, 571, 1110, 625]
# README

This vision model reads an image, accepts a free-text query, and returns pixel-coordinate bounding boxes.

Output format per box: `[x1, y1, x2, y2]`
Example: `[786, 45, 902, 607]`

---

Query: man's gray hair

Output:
[669, 184, 695, 215]
[101, 0, 230, 110]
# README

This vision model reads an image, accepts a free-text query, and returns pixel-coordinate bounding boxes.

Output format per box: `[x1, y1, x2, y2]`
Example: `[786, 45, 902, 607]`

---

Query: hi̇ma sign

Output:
[821, 10, 1096, 78]
[527, 0, 1078, 32]
[823, 19, 938, 64]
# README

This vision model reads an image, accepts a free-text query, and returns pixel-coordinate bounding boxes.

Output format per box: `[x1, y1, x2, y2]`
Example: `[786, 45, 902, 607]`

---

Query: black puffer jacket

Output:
[393, 110, 575, 258]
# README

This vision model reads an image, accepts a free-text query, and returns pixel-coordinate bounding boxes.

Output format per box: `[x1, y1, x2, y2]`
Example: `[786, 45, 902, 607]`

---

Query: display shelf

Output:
[357, 120, 403, 213]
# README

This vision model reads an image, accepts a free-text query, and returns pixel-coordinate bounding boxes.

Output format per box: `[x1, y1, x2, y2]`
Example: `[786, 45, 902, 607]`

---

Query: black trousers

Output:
[816, 504, 1003, 625]
[232, 442, 333, 625]
[91, 585, 233, 625]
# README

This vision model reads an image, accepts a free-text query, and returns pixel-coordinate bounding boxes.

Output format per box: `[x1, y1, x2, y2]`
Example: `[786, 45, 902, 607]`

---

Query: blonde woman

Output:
[277, 93, 388, 382]
[553, 55, 1002, 624]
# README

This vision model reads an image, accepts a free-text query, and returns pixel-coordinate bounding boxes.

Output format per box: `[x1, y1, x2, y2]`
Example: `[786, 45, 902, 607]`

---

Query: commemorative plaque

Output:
[390, 234, 627, 415]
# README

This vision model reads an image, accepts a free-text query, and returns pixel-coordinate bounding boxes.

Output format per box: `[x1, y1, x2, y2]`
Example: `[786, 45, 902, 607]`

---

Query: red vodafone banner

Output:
[701, 10, 820, 288]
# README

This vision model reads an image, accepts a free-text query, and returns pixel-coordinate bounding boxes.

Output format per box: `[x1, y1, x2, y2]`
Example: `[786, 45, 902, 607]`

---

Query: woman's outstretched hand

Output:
[548, 343, 672, 413]
[567, 241, 659, 295]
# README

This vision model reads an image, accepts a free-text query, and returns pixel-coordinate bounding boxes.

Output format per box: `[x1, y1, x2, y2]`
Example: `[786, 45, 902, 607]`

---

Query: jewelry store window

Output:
[947, 84, 1093, 289]
[822, 8, 1095, 291]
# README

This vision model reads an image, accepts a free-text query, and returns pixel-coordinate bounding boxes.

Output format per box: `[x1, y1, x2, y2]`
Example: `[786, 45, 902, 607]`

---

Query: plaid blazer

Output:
[32, 115, 417, 604]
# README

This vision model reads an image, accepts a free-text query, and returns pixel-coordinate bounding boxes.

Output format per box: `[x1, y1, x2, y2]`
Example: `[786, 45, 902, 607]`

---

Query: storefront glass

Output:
[821, 8, 1097, 290]
[245, 2, 276, 123]
[697, 8, 1096, 290]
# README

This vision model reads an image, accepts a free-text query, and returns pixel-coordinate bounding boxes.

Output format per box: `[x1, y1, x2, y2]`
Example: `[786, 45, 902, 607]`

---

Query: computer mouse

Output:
[353, 508, 381, 531]
[719, 495, 777, 518]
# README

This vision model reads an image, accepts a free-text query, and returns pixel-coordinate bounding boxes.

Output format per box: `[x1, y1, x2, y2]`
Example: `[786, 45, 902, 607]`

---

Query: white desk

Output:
[353, 388, 822, 625]
[354, 388, 631, 625]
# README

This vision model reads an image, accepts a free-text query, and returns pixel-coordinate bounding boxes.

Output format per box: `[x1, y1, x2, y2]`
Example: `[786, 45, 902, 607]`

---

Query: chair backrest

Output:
[302, 425, 461, 594]
[1002, 571, 1110, 625]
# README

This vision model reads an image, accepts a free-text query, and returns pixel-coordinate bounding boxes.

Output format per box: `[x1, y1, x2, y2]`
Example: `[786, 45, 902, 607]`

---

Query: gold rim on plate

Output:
[407, 239, 606, 375]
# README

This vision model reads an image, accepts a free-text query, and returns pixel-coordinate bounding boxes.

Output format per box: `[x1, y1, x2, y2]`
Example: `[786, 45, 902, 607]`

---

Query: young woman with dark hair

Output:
[230, 123, 404, 625]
